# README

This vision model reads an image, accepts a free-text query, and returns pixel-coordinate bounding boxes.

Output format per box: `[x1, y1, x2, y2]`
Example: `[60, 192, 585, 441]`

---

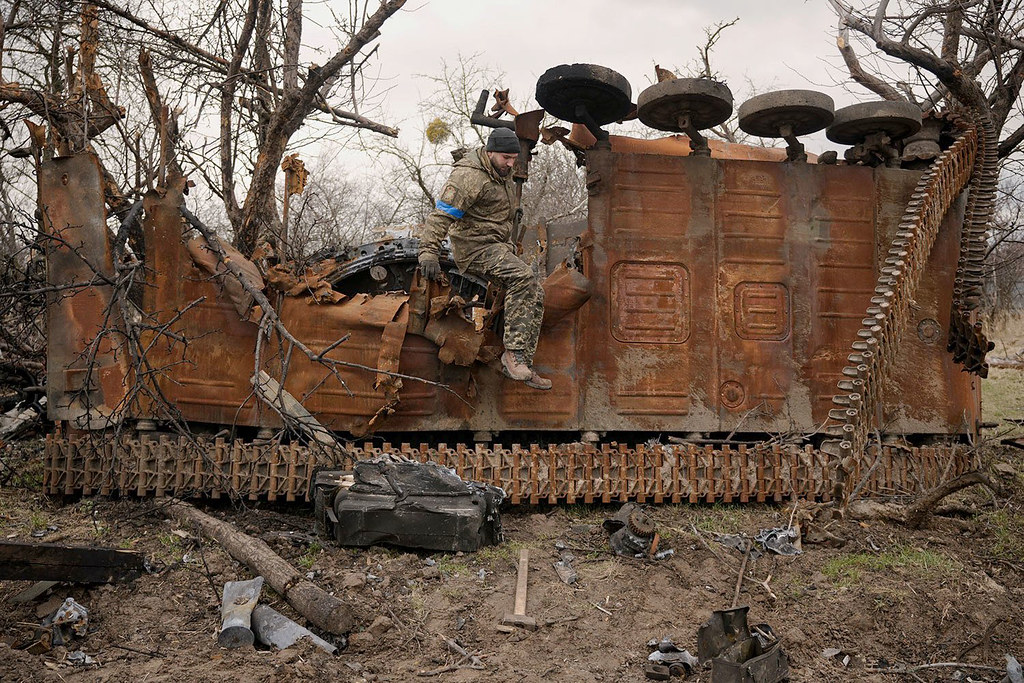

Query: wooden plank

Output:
[9, 580, 60, 604]
[252, 371, 337, 447]
[0, 541, 147, 583]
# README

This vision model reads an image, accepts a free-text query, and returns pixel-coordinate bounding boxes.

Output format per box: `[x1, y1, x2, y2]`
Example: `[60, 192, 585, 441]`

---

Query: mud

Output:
[1, 442, 1021, 683]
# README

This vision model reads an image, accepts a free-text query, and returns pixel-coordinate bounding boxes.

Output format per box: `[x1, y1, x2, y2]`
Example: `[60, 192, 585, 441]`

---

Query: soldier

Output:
[418, 127, 551, 390]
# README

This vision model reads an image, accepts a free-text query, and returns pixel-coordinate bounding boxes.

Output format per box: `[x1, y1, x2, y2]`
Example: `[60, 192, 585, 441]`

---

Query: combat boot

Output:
[525, 371, 552, 391]
[501, 350, 532, 381]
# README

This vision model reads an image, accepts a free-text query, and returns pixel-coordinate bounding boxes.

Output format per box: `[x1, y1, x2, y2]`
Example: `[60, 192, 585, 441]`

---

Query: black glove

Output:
[419, 253, 442, 281]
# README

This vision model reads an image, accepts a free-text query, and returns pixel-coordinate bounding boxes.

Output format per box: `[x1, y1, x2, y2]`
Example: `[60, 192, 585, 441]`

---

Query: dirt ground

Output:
[1, 437, 1022, 683]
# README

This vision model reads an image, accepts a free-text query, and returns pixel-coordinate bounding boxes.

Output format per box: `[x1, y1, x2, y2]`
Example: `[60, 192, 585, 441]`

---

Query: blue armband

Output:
[436, 200, 465, 219]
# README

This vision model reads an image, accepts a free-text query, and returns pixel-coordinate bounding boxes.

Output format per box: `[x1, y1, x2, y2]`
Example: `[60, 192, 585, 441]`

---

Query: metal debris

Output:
[647, 636, 699, 673]
[604, 504, 658, 557]
[754, 528, 802, 556]
[553, 551, 577, 585]
[66, 650, 96, 666]
[219, 577, 264, 648]
[53, 597, 89, 641]
[251, 604, 338, 655]
[697, 607, 788, 683]
[314, 460, 505, 552]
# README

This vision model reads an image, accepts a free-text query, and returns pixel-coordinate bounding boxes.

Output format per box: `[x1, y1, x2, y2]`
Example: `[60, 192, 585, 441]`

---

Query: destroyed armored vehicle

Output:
[40, 64, 990, 505]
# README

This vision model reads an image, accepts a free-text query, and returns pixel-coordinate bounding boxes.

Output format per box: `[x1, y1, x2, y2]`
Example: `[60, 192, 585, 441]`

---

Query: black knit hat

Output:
[486, 127, 521, 154]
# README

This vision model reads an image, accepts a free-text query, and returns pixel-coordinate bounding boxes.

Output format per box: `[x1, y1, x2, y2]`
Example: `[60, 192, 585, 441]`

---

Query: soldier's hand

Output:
[419, 253, 442, 281]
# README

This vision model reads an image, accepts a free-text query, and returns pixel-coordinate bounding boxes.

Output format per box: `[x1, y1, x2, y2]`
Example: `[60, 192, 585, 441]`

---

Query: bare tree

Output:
[0, 0, 409, 255]
[827, 1, 1024, 320]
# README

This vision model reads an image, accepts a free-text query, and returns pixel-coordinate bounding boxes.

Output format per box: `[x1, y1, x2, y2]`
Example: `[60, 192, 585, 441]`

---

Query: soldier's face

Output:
[487, 151, 518, 177]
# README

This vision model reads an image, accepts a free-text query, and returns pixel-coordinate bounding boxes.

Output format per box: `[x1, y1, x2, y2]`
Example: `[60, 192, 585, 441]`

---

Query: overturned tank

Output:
[40, 64, 989, 505]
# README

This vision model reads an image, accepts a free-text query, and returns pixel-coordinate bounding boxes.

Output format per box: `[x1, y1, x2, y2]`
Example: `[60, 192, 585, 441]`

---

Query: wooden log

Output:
[0, 541, 147, 582]
[166, 499, 352, 635]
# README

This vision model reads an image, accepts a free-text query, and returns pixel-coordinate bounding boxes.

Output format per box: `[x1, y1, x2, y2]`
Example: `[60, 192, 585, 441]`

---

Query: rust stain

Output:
[44, 141, 979, 458]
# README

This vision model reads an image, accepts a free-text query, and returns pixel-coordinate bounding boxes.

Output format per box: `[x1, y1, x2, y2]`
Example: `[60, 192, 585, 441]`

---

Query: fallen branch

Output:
[847, 470, 1002, 529]
[166, 499, 352, 635]
[905, 471, 999, 529]
[731, 542, 752, 608]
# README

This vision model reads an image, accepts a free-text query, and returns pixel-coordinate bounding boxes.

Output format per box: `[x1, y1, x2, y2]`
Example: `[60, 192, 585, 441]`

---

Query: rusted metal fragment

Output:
[185, 234, 265, 321]
[40, 153, 128, 429]
[265, 261, 344, 303]
[542, 264, 591, 328]
[360, 301, 410, 435]
[45, 435, 972, 505]
[140, 178, 275, 428]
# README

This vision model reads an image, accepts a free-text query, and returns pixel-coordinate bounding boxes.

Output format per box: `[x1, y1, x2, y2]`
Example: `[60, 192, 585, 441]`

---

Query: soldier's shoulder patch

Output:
[440, 184, 457, 204]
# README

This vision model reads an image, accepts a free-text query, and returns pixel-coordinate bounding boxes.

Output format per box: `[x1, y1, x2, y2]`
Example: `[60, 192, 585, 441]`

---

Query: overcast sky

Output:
[348, 0, 865, 151]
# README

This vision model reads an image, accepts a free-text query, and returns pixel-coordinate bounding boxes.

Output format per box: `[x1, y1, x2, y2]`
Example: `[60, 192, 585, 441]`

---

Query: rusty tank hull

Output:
[40, 137, 980, 502]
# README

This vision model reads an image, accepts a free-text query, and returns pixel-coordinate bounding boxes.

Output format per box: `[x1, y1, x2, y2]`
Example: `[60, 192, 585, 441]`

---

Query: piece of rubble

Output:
[218, 577, 264, 648]
[251, 604, 338, 655]
[553, 550, 577, 585]
[313, 460, 505, 552]
[646, 636, 699, 673]
[754, 528, 801, 556]
[52, 598, 89, 640]
[697, 606, 788, 683]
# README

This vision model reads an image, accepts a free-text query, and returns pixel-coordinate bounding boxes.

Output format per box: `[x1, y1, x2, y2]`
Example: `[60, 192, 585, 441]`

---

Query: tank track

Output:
[822, 114, 989, 497]
[44, 435, 972, 504]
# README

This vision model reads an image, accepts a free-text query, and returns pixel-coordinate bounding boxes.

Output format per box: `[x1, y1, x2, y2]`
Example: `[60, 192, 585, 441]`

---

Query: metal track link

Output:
[44, 435, 972, 505]
[822, 120, 979, 476]
[947, 111, 998, 376]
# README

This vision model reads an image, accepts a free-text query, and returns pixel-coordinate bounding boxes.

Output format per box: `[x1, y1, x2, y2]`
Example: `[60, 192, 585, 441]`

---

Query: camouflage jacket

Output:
[418, 147, 517, 272]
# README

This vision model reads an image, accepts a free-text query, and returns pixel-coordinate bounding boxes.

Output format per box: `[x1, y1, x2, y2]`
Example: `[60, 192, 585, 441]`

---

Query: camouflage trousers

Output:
[466, 243, 544, 364]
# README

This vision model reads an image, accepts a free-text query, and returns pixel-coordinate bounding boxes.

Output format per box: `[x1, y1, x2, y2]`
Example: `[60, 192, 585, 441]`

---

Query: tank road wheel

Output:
[536, 63, 632, 140]
[826, 101, 923, 145]
[637, 78, 733, 156]
[738, 89, 834, 162]
[827, 101, 923, 167]
[738, 90, 836, 138]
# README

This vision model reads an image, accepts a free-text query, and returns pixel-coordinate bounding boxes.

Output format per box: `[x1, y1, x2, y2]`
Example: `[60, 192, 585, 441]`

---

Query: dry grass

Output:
[984, 314, 1024, 436]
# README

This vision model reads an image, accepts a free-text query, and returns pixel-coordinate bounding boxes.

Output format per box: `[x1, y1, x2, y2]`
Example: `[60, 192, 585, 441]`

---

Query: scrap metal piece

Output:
[698, 607, 752, 664]
[52, 597, 89, 640]
[219, 577, 264, 648]
[754, 527, 802, 556]
[251, 604, 338, 655]
[553, 551, 577, 585]
[711, 639, 789, 683]
[644, 661, 672, 681]
[603, 503, 657, 557]
[698, 607, 789, 682]
[315, 461, 504, 552]
[647, 636, 699, 672]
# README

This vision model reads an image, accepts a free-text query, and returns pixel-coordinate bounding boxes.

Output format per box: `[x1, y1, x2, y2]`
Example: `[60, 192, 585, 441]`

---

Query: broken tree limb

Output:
[847, 470, 1002, 529]
[905, 471, 998, 529]
[166, 499, 353, 635]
